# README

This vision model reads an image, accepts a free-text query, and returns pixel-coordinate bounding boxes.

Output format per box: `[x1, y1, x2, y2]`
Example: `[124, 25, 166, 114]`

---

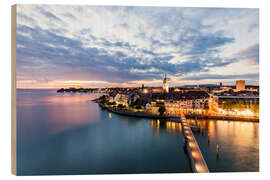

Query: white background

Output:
[0, 0, 269, 179]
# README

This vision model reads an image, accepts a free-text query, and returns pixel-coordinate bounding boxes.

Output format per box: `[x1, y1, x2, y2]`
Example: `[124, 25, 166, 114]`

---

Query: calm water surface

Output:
[187, 119, 259, 172]
[17, 89, 190, 175]
[17, 89, 259, 175]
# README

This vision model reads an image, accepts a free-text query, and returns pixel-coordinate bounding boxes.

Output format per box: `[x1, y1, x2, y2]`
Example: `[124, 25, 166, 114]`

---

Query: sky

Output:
[16, 5, 259, 89]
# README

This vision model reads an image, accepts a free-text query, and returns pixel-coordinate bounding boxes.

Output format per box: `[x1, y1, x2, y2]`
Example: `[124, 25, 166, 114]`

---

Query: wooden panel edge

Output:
[11, 4, 17, 176]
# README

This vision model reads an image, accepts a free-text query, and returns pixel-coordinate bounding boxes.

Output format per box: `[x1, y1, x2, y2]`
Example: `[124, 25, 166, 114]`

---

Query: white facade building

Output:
[163, 74, 169, 93]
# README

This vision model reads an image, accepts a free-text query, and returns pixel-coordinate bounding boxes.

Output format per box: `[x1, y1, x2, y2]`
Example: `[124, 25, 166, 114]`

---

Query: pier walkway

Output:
[177, 112, 209, 173]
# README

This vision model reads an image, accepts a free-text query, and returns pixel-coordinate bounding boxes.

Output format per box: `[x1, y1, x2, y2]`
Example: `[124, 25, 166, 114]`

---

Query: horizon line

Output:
[16, 84, 259, 90]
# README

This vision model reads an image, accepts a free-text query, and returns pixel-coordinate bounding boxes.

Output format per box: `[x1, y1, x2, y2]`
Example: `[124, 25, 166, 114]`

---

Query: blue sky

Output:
[16, 5, 259, 89]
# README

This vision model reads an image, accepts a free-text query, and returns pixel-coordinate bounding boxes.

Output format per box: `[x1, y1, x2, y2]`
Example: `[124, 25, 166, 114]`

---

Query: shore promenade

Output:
[185, 114, 259, 122]
[97, 101, 259, 122]
[100, 104, 177, 120]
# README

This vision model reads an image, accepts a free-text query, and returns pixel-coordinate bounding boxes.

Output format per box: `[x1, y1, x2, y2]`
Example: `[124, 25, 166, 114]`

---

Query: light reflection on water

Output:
[151, 120, 183, 135]
[17, 90, 103, 145]
[187, 119, 259, 172]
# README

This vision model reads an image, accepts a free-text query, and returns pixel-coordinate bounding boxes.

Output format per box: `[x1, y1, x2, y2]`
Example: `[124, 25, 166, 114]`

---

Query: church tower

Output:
[163, 74, 169, 93]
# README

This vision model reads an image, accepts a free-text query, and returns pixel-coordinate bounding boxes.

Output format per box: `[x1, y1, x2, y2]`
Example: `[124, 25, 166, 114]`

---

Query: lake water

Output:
[187, 119, 259, 172]
[16, 89, 259, 175]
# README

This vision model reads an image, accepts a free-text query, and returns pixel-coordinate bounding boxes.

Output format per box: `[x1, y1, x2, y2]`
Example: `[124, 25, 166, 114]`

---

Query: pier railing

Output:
[179, 112, 209, 173]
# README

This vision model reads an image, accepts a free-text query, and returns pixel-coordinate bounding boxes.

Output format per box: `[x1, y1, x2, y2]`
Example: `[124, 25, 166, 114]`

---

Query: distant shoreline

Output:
[17, 88, 59, 90]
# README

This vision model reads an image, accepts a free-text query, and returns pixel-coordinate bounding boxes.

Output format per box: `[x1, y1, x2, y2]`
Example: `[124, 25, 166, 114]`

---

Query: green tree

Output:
[134, 98, 142, 106]
[235, 100, 245, 111]
[223, 100, 233, 110]
[117, 104, 126, 109]
[158, 106, 166, 116]
[250, 103, 259, 114]
[100, 99, 109, 105]
[107, 101, 116, 106]
[99, 95, 109, 104]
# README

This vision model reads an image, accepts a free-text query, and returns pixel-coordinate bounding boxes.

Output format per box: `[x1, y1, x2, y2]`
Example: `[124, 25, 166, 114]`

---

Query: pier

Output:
[98, 102, 209, 173]
[179, 112, 209, 173]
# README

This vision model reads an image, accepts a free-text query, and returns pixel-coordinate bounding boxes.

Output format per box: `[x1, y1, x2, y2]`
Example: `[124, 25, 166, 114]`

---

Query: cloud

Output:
[235, 43, 259, 64]
[248, 23, 259, 32]
[35, 6, 63, 22]
[181, 73, 259, 81]
[15, 5, 259, 88]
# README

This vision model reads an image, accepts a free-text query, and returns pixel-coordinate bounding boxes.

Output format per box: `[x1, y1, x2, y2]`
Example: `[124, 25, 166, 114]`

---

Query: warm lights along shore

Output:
[57, 78, 259, 122]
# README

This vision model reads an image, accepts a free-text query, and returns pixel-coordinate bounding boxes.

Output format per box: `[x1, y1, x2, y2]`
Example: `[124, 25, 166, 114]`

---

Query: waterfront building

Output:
[163, 90, 210, 115]
[164, 100, 181, 116]
[212, 94, 259, 116]
[213, 95, 259, 107]
[145, 103, 151, 110]
[113, 93, 121, 102]
[113, 93, 129, 106]
[127, 94, 140, 105]
[109, 91, 118, 102]
[146, 101, 159, 115]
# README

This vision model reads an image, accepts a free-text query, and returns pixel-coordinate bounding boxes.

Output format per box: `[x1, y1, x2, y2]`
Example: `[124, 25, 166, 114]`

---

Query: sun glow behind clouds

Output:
[17, 79, 165, 89]
[16, 5, 259, 89]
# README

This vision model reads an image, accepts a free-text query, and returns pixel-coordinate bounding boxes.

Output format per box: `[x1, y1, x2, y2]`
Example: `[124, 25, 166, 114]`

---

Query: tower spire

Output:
[163, 73, 169, 93]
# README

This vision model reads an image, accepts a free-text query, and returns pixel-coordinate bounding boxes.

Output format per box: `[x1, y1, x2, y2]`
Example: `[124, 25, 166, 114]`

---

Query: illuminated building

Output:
[151, 74, 169, 93]
[163, 91, 210, 116]
[214, 95, 259, 107]
[212, 86, 232, 93]
[173, 88, 181, 92]
[142, 88, 148, 94]
[236, 80, 245, 91]
[163, 74, 169, 93]
[113, 93, 129, 106]
[152, 88, 165, 93]
[145, 103, 151, 110]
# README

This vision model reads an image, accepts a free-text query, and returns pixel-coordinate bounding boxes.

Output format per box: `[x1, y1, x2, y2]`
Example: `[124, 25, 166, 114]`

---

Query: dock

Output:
[179, 112, 209, 173]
